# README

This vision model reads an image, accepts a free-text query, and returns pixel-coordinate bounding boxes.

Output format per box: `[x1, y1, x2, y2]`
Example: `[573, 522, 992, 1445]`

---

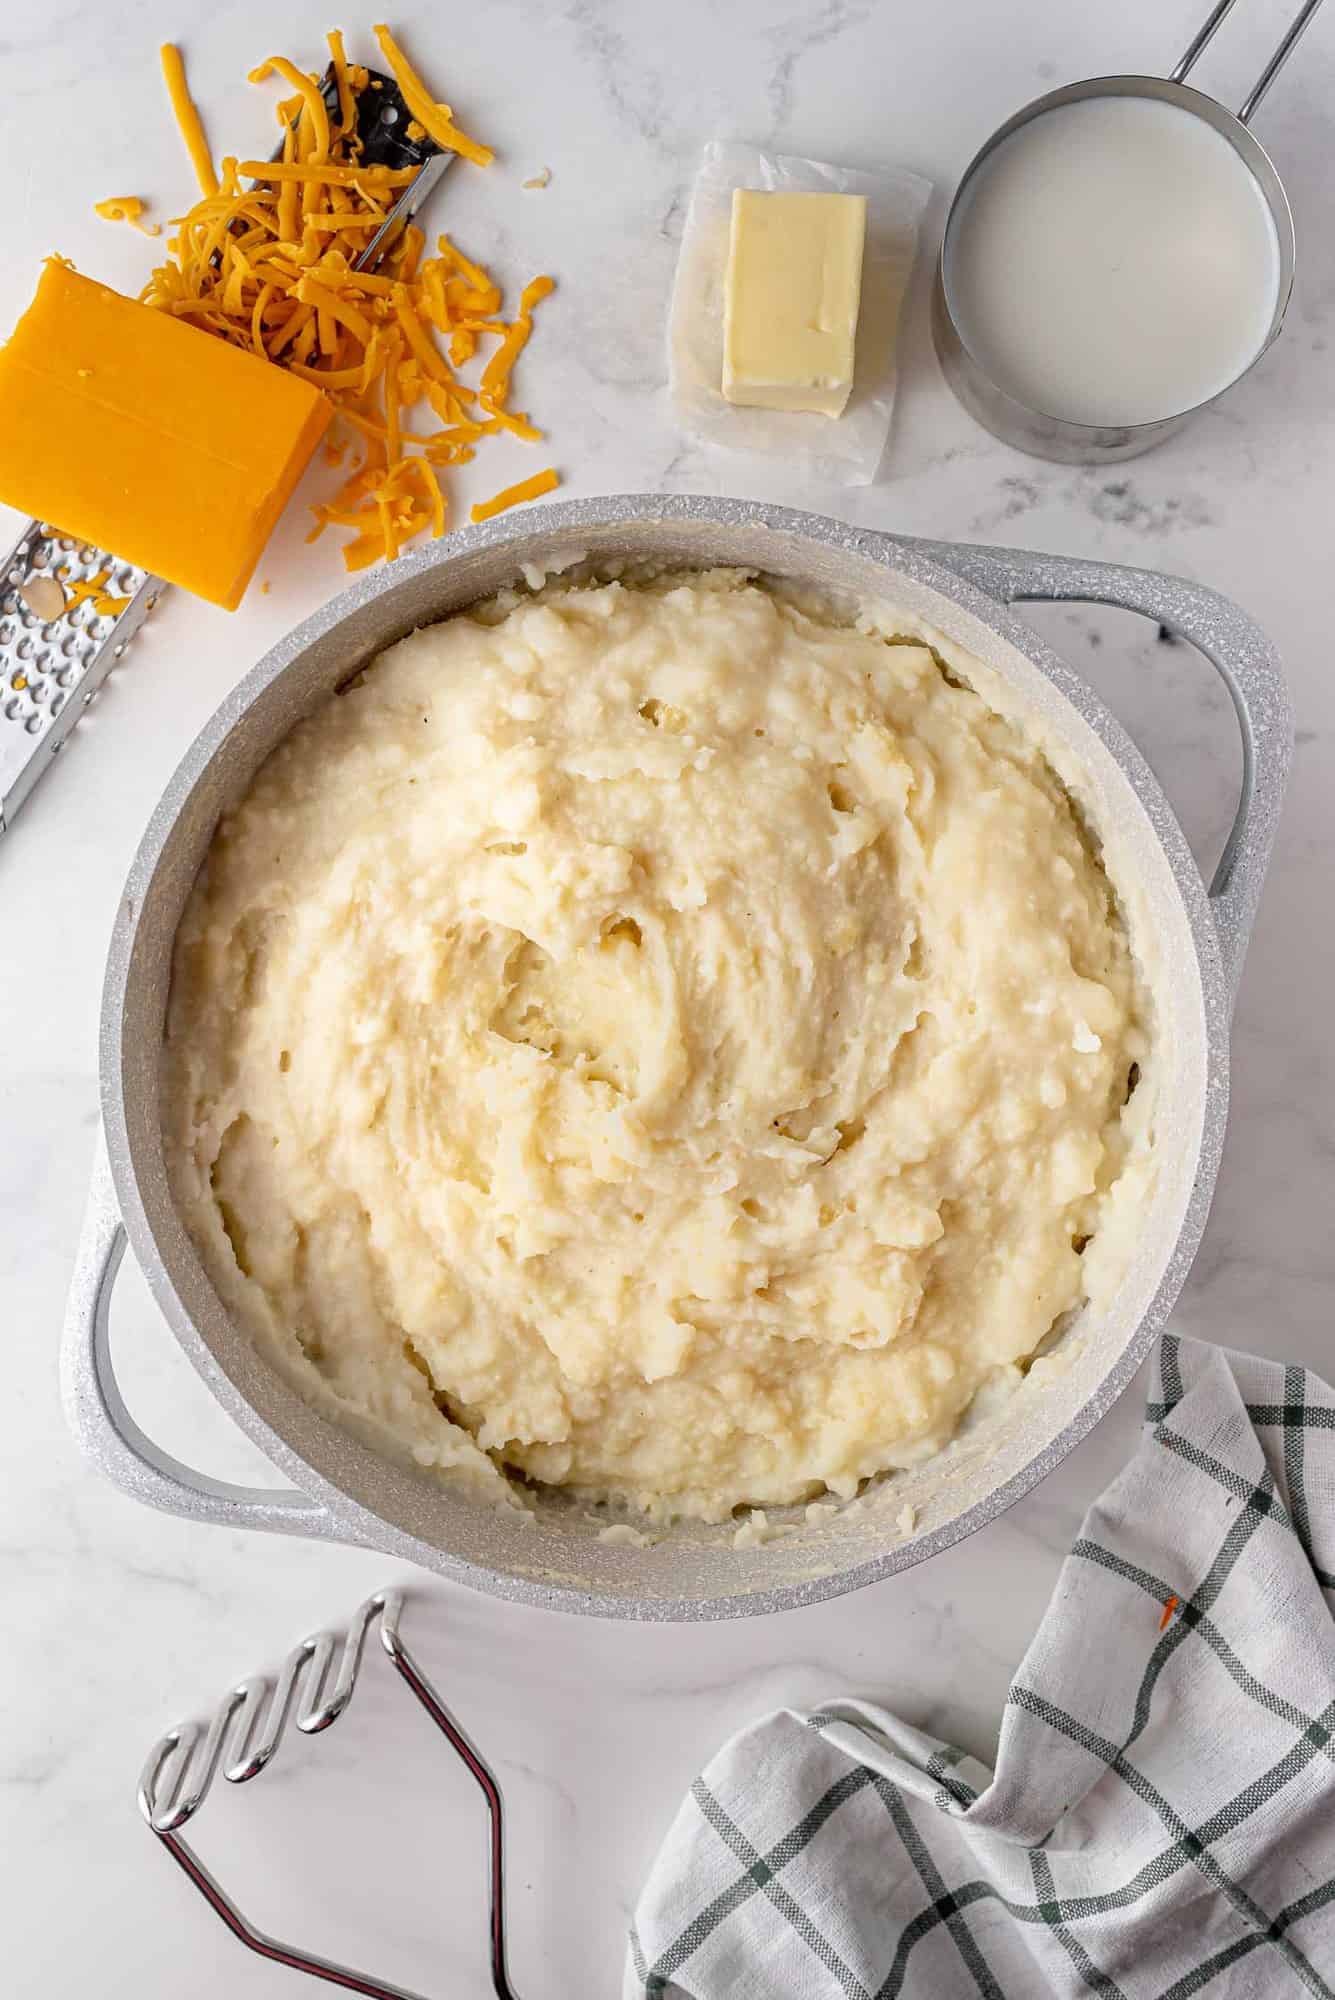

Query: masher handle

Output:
[140, 1588, 522, 1999]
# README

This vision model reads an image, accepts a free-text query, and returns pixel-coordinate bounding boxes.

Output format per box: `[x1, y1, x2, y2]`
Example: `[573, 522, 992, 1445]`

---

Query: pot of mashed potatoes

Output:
[164, 567, 1147, 1524]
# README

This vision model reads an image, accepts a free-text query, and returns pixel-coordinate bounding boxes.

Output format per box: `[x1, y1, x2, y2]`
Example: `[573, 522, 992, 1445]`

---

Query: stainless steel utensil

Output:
[0, 65, 452, 835]
[0, 541, 160, 828]
[141, 1587, 520, 1999]
[61, 495, 1292, 1620]
[933, 0, 1324, 462]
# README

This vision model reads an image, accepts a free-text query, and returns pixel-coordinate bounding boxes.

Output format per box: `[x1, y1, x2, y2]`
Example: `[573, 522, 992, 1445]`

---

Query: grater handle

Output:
[61, 1132, 357, 1542]
[897, 537, 1293, 1012]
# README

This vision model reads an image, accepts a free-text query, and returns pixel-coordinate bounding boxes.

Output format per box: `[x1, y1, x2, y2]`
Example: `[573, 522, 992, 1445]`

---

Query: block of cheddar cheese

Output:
[0, 259, 330, 610]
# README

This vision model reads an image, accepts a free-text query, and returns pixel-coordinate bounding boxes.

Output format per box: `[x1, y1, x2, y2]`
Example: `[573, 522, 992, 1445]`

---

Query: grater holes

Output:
[16, 635, 33, 659]
[49, 690, 64, 715]
[4, 696, 23, 721]
[2, 591, 17, 614]
[32, 540, 52, 567]
[24, 712, 41, 734]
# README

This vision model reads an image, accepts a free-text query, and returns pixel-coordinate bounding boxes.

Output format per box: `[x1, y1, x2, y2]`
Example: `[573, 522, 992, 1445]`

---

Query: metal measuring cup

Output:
[932, 0, 1323, 463]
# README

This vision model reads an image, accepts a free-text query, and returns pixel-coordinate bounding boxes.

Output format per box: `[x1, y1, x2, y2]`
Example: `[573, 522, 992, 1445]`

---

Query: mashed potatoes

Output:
[164, 570, 1146, 1520]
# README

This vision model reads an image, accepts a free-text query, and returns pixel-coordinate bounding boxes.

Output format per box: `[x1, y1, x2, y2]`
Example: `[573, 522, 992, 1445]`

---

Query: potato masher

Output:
[139, 1587, 521, 1999]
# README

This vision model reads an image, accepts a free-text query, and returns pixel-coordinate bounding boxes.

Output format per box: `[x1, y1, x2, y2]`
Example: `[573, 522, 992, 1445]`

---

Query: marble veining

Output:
[2, 1, 1333, 1993]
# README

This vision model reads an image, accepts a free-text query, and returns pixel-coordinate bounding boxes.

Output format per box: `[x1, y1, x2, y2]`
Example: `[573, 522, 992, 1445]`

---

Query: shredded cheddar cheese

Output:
[370, 25, 494, 168]
[160, 45, 218, 198]
[470, 467, 559, 523]
[94, 196, 162, 237]
[57, 566, 132, 619]
[141, 31, 558, 572]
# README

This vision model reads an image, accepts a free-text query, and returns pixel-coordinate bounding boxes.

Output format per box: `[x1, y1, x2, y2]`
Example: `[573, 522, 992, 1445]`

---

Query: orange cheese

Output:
[160, 43, 218, 197]
[469, 466, 559, 523]
[370, 25, 494, 167]
[93, 196, 161, 236]
[135, 31, 557, 574]
[0, 260, 330, 609]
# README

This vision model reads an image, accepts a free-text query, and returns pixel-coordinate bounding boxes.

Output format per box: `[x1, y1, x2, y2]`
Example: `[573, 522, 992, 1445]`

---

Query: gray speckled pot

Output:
[61, 497, 1292, 1620]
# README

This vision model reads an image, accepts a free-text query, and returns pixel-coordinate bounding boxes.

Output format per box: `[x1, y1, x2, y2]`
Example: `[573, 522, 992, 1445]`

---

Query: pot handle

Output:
[908, 538, 1293, 1010]
[61, 1134, 353, 1543]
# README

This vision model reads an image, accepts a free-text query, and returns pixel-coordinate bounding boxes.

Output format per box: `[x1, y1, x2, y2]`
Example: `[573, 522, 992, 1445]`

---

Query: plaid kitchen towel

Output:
[627, 1334, 1335, 1998]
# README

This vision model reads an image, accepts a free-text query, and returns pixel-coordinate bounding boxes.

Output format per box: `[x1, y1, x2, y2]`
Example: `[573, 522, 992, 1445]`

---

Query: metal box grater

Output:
[0, 526, 159, 831]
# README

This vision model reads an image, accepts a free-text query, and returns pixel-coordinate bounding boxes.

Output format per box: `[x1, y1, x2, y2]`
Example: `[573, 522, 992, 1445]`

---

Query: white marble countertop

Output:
[3, 1, 1332, 1992]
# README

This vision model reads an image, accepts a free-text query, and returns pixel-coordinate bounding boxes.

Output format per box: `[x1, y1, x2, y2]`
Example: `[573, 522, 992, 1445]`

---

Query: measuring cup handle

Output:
[1173, 0, 1326, 124]
[60, 1132, 358, 1544]
[912, 539, 1293, 1011]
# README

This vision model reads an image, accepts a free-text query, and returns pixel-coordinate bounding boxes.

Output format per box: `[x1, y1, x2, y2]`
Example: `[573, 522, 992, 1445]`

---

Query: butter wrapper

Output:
[668, 141, 931, 485]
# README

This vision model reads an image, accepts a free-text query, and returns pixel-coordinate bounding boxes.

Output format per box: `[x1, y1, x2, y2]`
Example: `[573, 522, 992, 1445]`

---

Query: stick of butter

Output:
[722, 190, 867, 417]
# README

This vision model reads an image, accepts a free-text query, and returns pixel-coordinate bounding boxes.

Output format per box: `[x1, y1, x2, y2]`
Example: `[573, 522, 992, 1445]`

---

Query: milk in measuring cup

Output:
[943, 94, 1282, 427]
